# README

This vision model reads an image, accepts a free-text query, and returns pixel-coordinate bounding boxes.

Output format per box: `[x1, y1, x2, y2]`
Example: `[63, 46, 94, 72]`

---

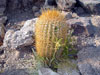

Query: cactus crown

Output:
[35, 9, 68, 59]
[39, 9, 64, 21]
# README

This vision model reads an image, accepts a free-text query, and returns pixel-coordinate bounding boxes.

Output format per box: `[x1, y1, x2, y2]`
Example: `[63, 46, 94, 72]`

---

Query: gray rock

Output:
[38, 68, 59, 75]
[56, 0, 76, 10]
[78, 0, 100, 14]
[2, 69, 30, 75]
[0, 48, 35, 75]
[75, 7, 85, 15]
[61, 11, 79, 20]
[67, 17, 95, 36]
[77, 46, 100, 75]
[57, 60, 80, 75]
[3, 18, 36, 49]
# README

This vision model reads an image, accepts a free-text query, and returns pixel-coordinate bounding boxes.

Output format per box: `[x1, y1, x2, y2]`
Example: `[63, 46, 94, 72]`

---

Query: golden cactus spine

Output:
[35, 9, 68, 58]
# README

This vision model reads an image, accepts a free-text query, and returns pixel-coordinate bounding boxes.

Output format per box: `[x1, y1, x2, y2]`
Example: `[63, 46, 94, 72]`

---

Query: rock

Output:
[56, 0, 76, 11]
[0, 48, 35, 75]
[78, 0, 100, 14]
[61, 11, 79, 20]
[91, 16, 100, 36]
[77, 46, 100, 75]
[75, 7, 85, 15]
[61, 11, 73, 19]
[38, 68, 59, 75]
[3, 18, 36, 49]
[67, 17, 95, 36]
[44, 0, 57, 6]
[2, 69, 30, 75]
[57, 60, 80, 75]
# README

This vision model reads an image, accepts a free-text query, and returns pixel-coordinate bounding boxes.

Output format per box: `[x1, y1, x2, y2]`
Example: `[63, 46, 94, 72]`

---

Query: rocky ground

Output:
[0, 0, 100, 75]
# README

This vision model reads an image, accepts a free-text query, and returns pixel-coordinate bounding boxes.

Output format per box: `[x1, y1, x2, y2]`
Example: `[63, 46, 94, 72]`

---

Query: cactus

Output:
[35, 9, 68, 58]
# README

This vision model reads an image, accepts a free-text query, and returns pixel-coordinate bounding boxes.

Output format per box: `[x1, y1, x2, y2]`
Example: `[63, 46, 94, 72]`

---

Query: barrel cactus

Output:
[35, 9, 69, 59]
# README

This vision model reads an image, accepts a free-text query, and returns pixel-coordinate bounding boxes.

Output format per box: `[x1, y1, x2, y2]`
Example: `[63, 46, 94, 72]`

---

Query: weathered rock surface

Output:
[56, 0, 76, 10]
[0, 46, 36, 75]
[3, 18, 36, 49]
[38, 68, 59, 75]
[57, 60, 80, 75]
[78, 0, 100, 14]
[78, 46, 100, 75]
[67, 17, 95, 36]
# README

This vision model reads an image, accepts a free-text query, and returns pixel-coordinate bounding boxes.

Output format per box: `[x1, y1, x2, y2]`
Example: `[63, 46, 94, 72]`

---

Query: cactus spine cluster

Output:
[35, 9, 68, 58]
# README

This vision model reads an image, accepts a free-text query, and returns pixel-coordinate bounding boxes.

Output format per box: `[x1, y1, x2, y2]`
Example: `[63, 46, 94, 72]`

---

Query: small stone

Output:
[61, 11, 73, 19]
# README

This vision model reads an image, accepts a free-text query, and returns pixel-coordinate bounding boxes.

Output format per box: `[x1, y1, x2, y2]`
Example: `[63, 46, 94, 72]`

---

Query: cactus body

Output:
[35, 9, 68, 58]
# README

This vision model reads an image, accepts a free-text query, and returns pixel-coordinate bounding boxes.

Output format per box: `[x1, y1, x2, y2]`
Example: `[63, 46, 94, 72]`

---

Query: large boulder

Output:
[78, 0, 100, 14]
[3, 18, 36, 49]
